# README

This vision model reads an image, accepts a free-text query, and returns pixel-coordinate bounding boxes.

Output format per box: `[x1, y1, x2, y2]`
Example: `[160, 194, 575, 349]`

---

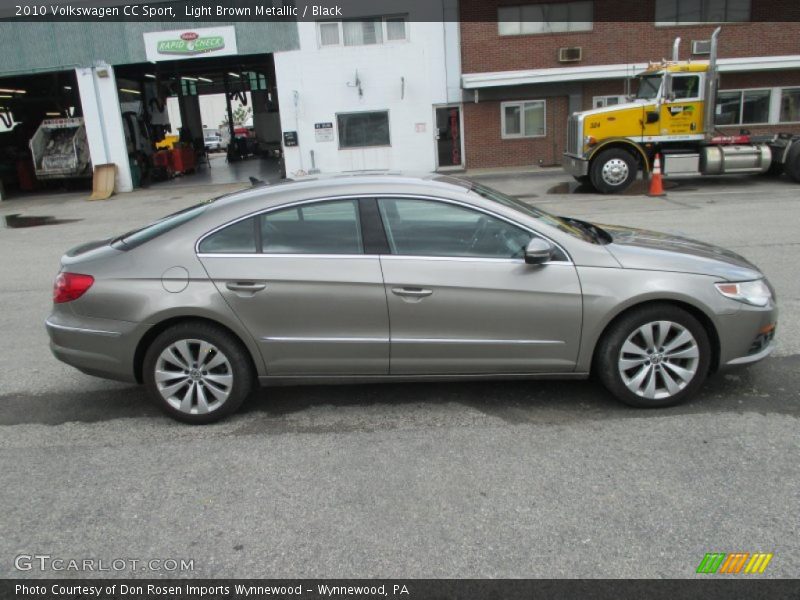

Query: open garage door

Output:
[112, 52, 285, 190]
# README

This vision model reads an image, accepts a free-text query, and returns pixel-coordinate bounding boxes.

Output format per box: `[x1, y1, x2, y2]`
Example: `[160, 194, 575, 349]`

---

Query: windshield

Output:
[636, 74, 663, 100]
[468, 181, 598, 243]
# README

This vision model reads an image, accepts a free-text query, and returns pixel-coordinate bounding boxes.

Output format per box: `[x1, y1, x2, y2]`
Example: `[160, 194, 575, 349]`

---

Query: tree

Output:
[220, 105, 252, 129]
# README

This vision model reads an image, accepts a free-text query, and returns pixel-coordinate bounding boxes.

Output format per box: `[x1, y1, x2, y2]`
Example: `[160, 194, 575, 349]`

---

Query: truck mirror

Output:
[646, 111, 660, 124]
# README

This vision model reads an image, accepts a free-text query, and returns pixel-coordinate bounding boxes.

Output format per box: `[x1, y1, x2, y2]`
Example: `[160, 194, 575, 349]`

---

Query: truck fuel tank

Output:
[701, 144, 772, 175]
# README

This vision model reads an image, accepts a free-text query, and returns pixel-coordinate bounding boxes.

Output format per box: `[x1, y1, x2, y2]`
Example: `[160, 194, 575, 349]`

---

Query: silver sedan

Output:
[46, 174, 777, 423]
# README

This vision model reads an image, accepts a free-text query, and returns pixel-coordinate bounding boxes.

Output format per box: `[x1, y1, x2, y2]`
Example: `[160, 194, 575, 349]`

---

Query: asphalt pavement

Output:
[0, 170, 798, 578]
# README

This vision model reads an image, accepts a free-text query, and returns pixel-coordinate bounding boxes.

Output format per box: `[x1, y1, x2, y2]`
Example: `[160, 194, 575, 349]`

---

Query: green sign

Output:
[157, 36, 225, 56]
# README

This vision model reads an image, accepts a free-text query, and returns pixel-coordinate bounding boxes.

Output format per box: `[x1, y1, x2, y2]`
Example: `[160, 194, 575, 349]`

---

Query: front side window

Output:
[502, 100, 545, 139]
[671, 75, 700, 100]
[337, 111, 390, 148]
[260, 200, 363, 254]
[377, 198, 533, 259]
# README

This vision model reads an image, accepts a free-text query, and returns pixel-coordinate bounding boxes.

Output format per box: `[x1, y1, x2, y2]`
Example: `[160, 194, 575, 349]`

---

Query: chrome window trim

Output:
[195, 193, 573, 264]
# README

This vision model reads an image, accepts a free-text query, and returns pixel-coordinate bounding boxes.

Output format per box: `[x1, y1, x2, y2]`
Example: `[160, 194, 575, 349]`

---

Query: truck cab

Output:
[564, 63, 710, 193]
[563, 27, 800, 193]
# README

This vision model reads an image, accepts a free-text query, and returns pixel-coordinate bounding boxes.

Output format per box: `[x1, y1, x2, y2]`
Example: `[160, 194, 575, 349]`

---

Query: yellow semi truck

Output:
[563, 28, 800, 193]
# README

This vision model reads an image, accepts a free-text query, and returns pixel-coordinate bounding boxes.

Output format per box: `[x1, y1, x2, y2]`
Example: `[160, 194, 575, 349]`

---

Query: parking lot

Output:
[1, 171, 798, 578]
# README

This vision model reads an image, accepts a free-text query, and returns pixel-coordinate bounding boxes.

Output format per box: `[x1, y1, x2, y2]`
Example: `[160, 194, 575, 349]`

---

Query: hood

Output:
[577, 98, 650, 118]
[601, 224, 763, 281]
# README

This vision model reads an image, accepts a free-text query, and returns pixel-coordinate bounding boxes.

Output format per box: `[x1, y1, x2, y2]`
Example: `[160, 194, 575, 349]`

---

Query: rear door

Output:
[376, 197, 583, 374]
[197, 198, 390, 376]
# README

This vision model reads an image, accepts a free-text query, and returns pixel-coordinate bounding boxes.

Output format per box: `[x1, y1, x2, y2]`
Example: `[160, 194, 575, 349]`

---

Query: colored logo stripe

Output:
[697, 553, 773, 574]
[697, 553, 726, 573]
[745, 553, 773, 574]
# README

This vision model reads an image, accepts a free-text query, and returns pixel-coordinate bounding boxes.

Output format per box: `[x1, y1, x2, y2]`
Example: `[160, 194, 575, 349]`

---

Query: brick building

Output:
[459, 0, 800, 169]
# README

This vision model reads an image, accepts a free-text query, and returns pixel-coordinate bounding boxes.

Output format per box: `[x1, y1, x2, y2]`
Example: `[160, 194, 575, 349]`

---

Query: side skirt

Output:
[258, 373, 590, 387]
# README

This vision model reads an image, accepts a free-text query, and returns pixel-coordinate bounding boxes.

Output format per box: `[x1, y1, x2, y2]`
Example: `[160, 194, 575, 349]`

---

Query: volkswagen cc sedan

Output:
[46, 175, 777, 423]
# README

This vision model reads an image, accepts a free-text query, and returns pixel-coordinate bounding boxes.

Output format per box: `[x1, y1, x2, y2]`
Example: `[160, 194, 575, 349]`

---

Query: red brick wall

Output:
[460, 1, 800, 74]
[463, 96, 569, 168]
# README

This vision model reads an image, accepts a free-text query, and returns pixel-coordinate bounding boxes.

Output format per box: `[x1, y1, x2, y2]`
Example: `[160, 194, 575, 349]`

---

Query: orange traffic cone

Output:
[648, 154, 666, 197]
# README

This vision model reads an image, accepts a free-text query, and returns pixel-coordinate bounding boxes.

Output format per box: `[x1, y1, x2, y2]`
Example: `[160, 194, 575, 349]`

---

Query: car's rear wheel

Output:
[143, 322, 253, 424]
[595, 304, 711, 408]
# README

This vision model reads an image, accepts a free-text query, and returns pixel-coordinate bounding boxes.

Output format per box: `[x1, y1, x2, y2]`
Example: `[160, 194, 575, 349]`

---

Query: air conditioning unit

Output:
[692, 40, 712, 55]
[558, 47, 582, 62]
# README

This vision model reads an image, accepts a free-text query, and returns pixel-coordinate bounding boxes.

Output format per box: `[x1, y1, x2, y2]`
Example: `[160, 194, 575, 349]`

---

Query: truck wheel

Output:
[783, 143, 800, 183]
[590, 148, 637, 194]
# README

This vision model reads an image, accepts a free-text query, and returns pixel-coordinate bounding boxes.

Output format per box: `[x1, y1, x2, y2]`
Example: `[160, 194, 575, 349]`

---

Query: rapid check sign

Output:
[144, 26, 237, 62]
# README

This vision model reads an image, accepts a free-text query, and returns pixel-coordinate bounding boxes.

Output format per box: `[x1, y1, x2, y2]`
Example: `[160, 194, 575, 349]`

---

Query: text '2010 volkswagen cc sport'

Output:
[46, 175, 777, 423]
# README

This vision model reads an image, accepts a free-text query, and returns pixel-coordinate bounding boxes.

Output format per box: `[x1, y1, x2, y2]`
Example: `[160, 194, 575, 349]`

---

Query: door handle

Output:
[226, 281, 267, 293]
[391, 287, 433, 298]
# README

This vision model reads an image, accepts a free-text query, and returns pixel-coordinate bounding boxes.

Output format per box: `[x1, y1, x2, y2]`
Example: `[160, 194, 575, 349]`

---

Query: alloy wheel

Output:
[155, 339, 233, 415]
[618, 320, 700, 400]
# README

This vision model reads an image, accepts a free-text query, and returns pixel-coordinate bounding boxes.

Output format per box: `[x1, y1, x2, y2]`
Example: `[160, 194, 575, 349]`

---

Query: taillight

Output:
[53, 272, 94, 303]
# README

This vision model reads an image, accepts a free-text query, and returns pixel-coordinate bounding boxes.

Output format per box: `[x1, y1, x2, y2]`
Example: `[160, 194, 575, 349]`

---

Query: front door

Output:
[197, 199, 389, 375]
[376, 197, 582, 374]
[435, 106, 463, 169]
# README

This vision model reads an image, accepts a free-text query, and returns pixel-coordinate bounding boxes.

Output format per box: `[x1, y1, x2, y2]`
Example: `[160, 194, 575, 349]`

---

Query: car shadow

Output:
[3, 356, 795, 428]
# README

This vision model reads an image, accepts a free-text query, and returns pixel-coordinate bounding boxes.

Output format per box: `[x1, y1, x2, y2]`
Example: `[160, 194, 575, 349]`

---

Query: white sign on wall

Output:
[144, 26, 238, 62]
[314, 122, 334, 142]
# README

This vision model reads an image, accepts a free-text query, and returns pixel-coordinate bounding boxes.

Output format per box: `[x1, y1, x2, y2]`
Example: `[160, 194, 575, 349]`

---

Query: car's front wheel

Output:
[595, 304, 711, 408]
[143, 322, 254, 424]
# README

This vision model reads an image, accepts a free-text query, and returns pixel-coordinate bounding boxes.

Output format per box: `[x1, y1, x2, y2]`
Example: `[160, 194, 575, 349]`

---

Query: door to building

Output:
[434, 105, 463, 169]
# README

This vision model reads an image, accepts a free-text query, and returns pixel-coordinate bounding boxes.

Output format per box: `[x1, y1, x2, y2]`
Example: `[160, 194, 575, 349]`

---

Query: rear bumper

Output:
[563, 153, 589, 177]
[46, 314, 139, 383]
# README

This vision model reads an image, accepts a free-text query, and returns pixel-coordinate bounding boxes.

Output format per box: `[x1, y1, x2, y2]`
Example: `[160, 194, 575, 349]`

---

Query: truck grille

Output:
[566, 114, 579, 155]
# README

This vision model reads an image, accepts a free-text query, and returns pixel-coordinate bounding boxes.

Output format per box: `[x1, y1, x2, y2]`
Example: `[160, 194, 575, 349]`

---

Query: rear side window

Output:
[260, 200, 363, 254]
[198, 217, 257, 254]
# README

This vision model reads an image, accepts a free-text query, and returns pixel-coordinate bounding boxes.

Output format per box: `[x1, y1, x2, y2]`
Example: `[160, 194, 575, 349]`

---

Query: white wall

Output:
[273, 21, 453, 176]
[75, 64, 133, 193]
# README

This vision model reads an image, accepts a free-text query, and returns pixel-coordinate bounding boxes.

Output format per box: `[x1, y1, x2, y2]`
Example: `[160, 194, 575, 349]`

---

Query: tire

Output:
[589, 148, 638, 194]
[783, 142, 800, 183]
[595, 304, 711, 408]
[143, 321, 254, 424]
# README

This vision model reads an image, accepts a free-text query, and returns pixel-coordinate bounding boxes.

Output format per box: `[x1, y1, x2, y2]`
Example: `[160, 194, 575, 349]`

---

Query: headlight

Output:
[715, 279, 772, 307]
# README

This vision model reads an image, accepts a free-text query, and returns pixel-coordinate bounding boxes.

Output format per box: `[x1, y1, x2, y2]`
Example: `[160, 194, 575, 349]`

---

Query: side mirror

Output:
[646, 111, 660, 123]
[524, 238, 554, 265]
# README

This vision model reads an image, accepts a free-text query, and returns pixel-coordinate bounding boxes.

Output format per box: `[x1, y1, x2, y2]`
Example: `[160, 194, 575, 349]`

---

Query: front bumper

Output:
[562, 153, 589, 177]
[716, 304, 778, 368]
